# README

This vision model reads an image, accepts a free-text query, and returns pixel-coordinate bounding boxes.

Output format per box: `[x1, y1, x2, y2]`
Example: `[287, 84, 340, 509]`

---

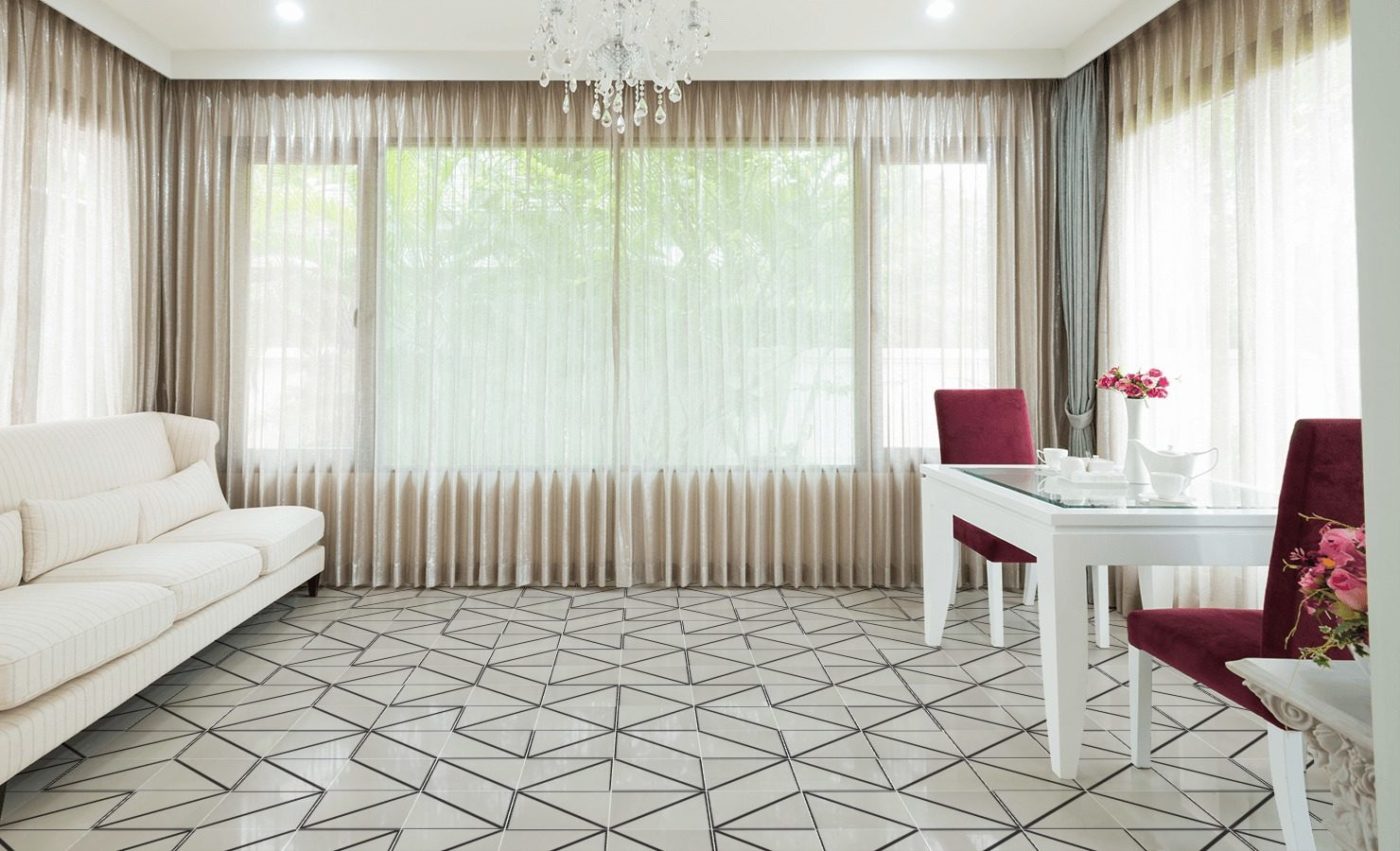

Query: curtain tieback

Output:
[1065, 404, 1095, 432]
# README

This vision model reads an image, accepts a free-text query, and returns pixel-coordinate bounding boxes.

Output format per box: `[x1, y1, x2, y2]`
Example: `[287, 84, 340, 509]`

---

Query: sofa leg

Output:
[306, 575, 321, 597]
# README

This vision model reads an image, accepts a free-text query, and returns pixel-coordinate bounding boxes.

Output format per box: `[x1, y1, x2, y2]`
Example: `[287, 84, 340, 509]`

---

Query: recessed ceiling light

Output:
[274, 1, 305, 23]
[926, 0, 956, 20]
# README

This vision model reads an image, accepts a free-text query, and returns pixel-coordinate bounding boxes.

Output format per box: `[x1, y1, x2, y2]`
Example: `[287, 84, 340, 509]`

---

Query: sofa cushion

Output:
[0, 413, 177, 514]
[155, 507, 324, 576]
[20, 490, 140, 582]
[0, 511, 19, 591]
[0, 582, 177, 710]
[33, 543, 261, 619]
[122, 462, 230, 543]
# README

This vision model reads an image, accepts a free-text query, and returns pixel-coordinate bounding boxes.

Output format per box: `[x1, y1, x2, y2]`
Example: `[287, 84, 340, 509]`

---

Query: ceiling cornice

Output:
[168, 49, 1069, 82]
[44, 0, 1178, 82]
[42, 0, 172, 74]
[1061, 0, 1178, 75]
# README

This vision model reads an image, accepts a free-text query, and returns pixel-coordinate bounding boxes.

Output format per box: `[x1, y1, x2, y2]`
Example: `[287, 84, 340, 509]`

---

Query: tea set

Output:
[1037, 442, 1218, 504]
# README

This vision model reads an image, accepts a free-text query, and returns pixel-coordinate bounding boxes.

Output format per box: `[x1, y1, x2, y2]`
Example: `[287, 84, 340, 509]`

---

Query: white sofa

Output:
[0, 413, 324, 790]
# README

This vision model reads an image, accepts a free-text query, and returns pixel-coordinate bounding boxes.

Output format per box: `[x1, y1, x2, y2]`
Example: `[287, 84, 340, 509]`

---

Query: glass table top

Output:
[959, 466, 1277, 510]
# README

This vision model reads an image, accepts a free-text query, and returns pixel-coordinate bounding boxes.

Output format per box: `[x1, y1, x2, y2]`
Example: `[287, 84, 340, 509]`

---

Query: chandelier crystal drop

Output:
[529, 0, 712, 133]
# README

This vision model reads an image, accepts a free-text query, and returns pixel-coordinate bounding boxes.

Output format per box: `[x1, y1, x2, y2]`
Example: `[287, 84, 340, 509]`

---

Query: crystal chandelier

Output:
[529, 0, 713, 132]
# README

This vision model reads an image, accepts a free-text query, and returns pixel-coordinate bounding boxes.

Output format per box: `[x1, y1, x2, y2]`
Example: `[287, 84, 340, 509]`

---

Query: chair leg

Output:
[1093, 565, 1111, 649]
[987, 562, 1005, 647]
[306, 575, 321, 597]
[1267, 726, 1318, 851]
[1128, 646, 1153, 768]
[1022, 566, 1038, 606]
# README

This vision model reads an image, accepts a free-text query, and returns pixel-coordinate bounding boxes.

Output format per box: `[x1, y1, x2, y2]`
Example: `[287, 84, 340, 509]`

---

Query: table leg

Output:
[1138, 565, 1175, 610]
[1039, 545, 1089, 779]
[1093, 564, 1111, 649]
[922, 484, 959, 647]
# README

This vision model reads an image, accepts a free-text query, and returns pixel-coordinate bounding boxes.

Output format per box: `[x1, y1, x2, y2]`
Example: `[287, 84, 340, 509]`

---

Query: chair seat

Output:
[954, 518, 1036, 564]
[155, 507, 324, 575]
[1126, 608, 1273, 722]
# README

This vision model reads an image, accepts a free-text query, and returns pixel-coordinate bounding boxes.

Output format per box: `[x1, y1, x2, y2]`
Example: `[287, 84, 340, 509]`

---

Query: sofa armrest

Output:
[158, 414, 220, 475]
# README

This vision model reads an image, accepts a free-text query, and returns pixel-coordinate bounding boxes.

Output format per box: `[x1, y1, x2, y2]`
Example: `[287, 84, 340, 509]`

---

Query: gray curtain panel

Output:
[1054, 58, 1108, 457]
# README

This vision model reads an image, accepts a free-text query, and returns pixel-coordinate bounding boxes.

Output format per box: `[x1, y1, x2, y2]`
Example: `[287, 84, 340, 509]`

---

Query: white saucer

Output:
[1141, 495, 1195, 506]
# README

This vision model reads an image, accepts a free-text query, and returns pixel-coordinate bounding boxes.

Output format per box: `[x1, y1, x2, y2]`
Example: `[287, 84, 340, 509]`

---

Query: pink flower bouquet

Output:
[1285, 516, 1368, 666]
[1097, 367, 1170, 400]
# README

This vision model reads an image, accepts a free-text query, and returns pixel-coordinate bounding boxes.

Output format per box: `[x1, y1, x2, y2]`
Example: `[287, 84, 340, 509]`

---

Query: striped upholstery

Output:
[34, 543, 262, 619]
[0, 511, 19, 590]
[0, 414, 326, 788]
[123, 462, 229, 542]
[20, 490, 141, 581]
[0, 547, 323, 784]
[0, 582, 177, 711]
[0, 413, 177, 514]
[156, 506, 325, 576]
[159, 414, 221, 474]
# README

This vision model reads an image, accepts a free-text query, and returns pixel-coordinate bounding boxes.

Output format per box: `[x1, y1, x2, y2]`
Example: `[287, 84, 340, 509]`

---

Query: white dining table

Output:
[920, 464, 1277, 780]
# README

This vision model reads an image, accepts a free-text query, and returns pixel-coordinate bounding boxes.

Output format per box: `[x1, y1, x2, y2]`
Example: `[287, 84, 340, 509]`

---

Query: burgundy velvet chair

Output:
[1127, 419, 1363, 851]
[934, 389, 1111, 648]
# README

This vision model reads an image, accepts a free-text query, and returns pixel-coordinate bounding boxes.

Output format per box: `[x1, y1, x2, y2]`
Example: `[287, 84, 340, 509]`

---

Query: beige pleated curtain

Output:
[159, 79, 1061, 588]
[0, 0, 162, 425]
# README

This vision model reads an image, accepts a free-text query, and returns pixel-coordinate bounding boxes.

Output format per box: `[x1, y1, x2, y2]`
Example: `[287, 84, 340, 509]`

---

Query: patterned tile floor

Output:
[0, 587, 1335, 851]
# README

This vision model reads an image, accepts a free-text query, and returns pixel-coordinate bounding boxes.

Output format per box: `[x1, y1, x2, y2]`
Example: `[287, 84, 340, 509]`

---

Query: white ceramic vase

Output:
[1124, 397, 1150, 484]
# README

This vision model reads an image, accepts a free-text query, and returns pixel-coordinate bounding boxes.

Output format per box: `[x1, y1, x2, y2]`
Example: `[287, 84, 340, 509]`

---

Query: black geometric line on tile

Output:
[1087, 788, 1226, 829]
[804, 790, 920, 833]
[0, 791, 129, 828]
[1022, 829, 1115, 850]
[609, 790, 708, 831]
[95, 790, 226, 829]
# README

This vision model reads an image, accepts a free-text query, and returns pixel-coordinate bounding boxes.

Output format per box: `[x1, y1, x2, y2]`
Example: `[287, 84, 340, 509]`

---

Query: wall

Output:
[1349, 1, 1400, 846]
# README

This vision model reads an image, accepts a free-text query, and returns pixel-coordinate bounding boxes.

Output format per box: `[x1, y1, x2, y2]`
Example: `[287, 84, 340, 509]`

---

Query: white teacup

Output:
[1150, 472, 1189, 500]
[1038, 448, 1069, 470]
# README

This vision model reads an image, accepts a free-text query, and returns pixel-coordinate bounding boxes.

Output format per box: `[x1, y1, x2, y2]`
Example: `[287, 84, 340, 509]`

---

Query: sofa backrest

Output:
[0, 413, 178, 514]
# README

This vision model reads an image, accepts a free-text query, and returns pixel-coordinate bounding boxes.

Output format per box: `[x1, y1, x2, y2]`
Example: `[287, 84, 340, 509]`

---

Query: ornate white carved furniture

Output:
[1228, 658, 1375, 851]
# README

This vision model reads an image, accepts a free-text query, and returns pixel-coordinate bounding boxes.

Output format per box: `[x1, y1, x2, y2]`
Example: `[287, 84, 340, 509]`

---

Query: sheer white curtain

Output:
[1103, 0, 1358, 607]
[0, 0, 161, 425]
[163, 80, 1058, 588]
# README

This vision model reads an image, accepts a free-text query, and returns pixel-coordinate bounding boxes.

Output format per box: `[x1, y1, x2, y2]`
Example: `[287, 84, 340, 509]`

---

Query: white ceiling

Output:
[45, 0, 1179, 80]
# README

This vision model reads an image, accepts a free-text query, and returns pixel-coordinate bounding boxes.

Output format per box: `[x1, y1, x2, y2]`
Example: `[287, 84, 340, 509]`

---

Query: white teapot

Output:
[1132, 442, 1220, 481]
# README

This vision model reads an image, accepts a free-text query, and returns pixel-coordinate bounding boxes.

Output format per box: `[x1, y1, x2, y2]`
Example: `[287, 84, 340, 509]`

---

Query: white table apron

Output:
[919, 464, 1277, 780]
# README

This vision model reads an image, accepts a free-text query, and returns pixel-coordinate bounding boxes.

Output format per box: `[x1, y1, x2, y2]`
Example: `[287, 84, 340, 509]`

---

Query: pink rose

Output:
[1328, 568, 1368, 613]
[1299, 565, 1327, 592]
[1147, 368, 1163, 378]
[1318, 527, 1363, 569]
[1157, 377, 1170, 388]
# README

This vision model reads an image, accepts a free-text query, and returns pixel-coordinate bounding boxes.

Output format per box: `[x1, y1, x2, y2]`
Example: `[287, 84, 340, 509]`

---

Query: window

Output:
[621, 146, 856, 467]
[32, 115, 136, 422]
[235, 138, 1001, 473]
[242, 161, 363, 459]
[377, 146, 615, 468]
[875, 159, 995, 453]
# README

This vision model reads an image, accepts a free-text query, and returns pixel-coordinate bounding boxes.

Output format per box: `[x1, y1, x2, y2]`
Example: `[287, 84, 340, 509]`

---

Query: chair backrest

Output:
[933, 389, 1037, 465]
[1261, 419, 1365, 659]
